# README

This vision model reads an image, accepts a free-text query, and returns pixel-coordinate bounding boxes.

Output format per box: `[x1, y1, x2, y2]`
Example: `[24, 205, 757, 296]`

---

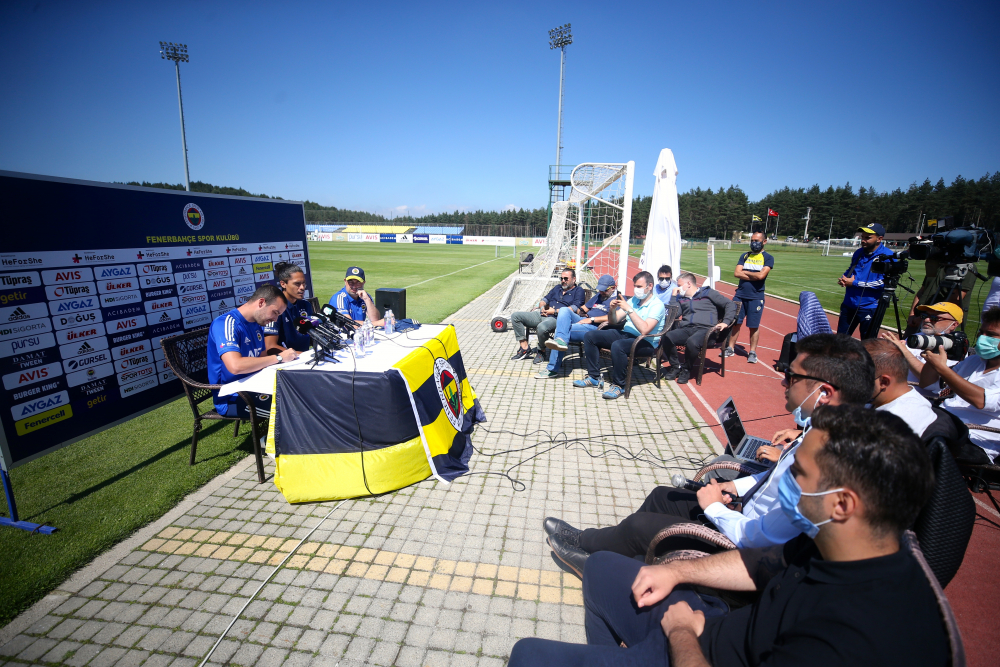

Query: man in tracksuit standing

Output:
[837, 223, 894, 338]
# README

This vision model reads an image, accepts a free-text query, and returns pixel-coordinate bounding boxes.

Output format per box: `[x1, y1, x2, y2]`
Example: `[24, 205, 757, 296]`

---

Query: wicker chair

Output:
[654, 303, 741, 386]
[959, 423, 1000, 514]
[160, 327, 268, 484]
[621, 303, 680, 398]
[645, 441, 976, 588]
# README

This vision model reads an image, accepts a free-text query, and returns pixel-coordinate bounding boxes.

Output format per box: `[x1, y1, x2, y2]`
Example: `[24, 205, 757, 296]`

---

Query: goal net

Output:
[490, 161, 634, 329]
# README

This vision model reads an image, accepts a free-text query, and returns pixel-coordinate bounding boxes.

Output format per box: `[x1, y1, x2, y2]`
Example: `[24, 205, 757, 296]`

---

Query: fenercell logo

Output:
[433, 357, 464, 430]
[183, 203, 205, 231]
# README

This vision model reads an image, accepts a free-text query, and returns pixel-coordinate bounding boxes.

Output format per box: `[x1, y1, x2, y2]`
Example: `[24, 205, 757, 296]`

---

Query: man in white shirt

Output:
[921, 306, 1000, 463]
[862, 338, 937, 437]
[542, 333, 875, 576]
[880, 301, 963, 384]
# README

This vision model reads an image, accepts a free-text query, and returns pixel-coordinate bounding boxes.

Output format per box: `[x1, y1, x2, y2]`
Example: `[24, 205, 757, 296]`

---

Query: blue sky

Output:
[1, 0, 997, 216]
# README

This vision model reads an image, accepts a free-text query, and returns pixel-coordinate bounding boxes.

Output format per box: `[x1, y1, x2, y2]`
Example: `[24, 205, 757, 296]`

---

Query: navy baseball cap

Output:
[345, 266, 365, 282]
[596, 274, 616, 291]
[857, 223, 886, 237]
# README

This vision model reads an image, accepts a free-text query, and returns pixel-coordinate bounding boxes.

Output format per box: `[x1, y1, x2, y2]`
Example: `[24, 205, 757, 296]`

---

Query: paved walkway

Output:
[0, 275, 722, 667]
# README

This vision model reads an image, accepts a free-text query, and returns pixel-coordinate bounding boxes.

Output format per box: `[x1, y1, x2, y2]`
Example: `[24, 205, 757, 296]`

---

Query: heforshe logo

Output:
[183, 203, 205, 231]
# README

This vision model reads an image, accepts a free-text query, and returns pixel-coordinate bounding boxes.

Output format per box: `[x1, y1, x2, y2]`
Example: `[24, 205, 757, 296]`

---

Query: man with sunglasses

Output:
[544, 334, 875, 576]
[537, 274, 618, 379]
[510, 268, 586, 363]
[921, 305, 1000, 464]
[880, 302, 963, 384]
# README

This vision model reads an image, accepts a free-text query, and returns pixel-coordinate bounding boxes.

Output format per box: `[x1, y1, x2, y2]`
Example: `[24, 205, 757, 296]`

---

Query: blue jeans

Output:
[508, 552, 728, 667]
[548, 307, 599, 371]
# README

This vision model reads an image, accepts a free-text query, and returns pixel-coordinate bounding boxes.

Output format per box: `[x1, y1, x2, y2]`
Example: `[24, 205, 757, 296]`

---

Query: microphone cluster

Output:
[296, 306, 357, 365]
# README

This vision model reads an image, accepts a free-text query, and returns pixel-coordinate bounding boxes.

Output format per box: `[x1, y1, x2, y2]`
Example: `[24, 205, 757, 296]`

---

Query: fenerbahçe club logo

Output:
[183, 203, 205, 231]
[433, 357, 463, 430]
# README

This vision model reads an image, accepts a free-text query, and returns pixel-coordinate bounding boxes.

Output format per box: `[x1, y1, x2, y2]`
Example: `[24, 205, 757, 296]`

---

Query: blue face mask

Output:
[792, 386, 821, 428]
[975, 334, 1000, 360]
[750, 241, 764, 253]
[778, 469, 844, 539]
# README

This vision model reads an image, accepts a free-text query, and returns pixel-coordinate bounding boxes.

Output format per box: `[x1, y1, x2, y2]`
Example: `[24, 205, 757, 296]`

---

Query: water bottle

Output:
[385, 309, 395, 335]
[364, 320, 374, 355]
[355, 327, 366, 357]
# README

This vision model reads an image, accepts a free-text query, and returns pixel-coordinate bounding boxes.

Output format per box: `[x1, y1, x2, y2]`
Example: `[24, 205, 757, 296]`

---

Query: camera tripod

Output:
[863, 273, 915, 340]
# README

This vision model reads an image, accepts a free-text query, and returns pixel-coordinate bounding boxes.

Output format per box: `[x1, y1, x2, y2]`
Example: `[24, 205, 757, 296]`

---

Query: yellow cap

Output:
[916, 302, 964, 324]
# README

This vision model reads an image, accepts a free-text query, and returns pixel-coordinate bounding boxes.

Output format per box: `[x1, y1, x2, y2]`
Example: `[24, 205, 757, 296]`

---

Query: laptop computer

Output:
[716, 396, 774, 468]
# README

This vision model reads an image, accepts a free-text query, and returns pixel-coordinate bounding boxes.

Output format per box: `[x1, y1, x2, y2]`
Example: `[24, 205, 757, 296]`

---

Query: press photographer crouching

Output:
[920, 305, 1000, 464]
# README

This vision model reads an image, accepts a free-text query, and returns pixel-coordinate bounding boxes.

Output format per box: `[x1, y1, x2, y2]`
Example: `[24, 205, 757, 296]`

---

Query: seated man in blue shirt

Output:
[510, 268, 586, 364]
[574, 271, 667, 399]
[652, 264, 677, 306]
[536, 274, 618, 379]
[329, 266, 382, 326]
[208, 284, 299, 418]
[263, 262, 314, 353]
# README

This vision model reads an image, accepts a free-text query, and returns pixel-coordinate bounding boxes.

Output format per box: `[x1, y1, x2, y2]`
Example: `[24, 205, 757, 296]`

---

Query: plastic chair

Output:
[959, 423, 1000, 515]
[160, 328, 268, 484]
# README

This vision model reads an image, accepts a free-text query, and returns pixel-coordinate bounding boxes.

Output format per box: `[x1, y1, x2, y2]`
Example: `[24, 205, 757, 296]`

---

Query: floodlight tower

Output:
[160, 41, 191, 192]
[549, 23, 572, 169]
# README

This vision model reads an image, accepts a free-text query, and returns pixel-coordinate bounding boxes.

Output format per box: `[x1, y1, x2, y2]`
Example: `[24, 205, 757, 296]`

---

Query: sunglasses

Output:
[783, 369, 839, 391]
[925, 315, 955, 323]
[560, 277, 572, 282]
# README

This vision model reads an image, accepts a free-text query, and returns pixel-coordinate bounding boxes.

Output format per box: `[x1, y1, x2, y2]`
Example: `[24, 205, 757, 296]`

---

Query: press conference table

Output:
[219, 325, 484, 503]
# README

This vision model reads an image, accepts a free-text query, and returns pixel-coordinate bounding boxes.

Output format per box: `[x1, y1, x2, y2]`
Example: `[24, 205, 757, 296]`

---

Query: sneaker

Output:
[722, 347, 735, 358]
[545, 337, 569, 352]
[532, 348, 548, 364]
[661, 365, 681, 381]
[676, 367, 691, 384]
[747, 352, 758, 364]
[602, 384, 624, 399]
[535, 369, 558, 379]
[510, 346, 530, 360]
[573, 375, 602, 388]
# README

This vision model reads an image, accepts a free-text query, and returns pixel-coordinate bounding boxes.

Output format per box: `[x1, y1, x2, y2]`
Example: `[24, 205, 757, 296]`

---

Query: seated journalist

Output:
[264, 262, 314, 353]
[546, 334, 875, 574]
[536, 274, 617, 379]
[329, 266, 382, 325]
[510, 405, 949, 667]
[573, 271, 666, 400]
[510, 268, 585, 363]
[208, 284, 299, 418]
[862, 338, 938, 438]
[921, 305, 1000, 463]
[660, 273, 738, 384]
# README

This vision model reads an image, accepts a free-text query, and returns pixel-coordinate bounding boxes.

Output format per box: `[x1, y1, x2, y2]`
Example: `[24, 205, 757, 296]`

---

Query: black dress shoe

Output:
[548, 533, 588, 579]
[542, 517, 583, 548]
[510, 346, 530, 360]
[661, 365, 680, 381]
[676, 367, 691, 384]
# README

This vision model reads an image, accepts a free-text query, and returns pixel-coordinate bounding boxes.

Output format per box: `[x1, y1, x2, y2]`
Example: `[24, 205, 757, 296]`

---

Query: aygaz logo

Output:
[183, 203, 205, 231]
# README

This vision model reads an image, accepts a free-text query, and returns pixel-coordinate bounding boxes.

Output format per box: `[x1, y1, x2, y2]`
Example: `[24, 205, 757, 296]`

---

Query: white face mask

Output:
[658, 279, 670, 289]
[633, 287, 647, 299]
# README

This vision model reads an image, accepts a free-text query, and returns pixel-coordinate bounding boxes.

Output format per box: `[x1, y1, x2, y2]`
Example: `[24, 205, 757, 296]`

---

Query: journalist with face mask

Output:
[659, 273, 737, 384]
[573, 271, 667, 400]
[652, 265, 678, 306]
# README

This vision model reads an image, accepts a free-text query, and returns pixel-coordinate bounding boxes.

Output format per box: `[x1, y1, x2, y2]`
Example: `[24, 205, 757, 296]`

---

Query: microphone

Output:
[321, 304, 359, 331]
[671, 473, 707, 491]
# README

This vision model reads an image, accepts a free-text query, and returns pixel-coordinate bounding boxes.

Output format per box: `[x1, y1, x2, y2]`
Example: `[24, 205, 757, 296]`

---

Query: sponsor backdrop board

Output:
[0, 171, 311, 470]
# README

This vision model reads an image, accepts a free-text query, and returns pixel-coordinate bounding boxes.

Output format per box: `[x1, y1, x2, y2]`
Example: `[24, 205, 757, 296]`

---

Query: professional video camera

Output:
[907, 217, 998, 285]
[870, 250, 909, 276]
[907, 330, 970, 363]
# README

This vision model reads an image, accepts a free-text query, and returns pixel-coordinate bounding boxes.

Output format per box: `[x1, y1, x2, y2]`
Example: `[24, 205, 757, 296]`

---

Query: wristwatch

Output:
[274, 355, 284, 364]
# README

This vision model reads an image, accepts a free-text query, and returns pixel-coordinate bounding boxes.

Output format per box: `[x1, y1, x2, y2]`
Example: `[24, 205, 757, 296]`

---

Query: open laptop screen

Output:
[716, 397, 746, 451]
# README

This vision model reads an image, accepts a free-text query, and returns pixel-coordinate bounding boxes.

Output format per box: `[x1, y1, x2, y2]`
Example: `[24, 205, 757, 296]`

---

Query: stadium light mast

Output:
[549, 23, 572, 169]
[160, 41, 191, 192]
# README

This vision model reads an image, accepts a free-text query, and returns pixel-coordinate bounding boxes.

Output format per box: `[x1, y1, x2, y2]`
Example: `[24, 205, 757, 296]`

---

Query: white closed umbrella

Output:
[639, 148, 681, 279]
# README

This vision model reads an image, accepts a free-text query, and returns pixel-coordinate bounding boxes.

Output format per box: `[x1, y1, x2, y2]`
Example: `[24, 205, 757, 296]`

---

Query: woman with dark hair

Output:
[263, 262, 314, 353]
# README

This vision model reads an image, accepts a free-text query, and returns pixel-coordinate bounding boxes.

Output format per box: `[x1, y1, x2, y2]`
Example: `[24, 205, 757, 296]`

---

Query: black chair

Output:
[307, 296, 321, 313]
[654, 303, 741, 386]
[160, 328, 268, 484]
[958, 423, 1000, 515]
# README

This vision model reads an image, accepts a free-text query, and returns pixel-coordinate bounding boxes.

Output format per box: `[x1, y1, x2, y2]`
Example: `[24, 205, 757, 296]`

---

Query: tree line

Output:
[126, 172, 1000, 241]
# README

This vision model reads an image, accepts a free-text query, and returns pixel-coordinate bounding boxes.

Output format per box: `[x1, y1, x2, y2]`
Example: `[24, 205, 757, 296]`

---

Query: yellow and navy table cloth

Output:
[251, 325, 484, 503]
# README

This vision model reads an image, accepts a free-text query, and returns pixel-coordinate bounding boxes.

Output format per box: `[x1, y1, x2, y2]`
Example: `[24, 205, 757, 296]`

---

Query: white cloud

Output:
[503, 204, 519, 212]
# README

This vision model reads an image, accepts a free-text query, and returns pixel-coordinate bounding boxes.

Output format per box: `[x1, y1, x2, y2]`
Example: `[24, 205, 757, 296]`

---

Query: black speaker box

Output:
[375, 288, 406, 320]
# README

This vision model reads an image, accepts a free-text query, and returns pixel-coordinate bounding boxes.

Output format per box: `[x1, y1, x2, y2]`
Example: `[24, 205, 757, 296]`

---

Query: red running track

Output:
[623, 256, 1000, 666]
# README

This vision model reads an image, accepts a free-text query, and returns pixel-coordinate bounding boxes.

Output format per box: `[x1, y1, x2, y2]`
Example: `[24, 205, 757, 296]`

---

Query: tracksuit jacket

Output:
[841, 244, 895, 311]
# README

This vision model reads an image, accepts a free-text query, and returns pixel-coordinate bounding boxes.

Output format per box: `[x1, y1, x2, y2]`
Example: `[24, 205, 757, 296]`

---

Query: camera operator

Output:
[837, 223, 895, 337]
[880, 302, 964, 384]
[920, 305, 1000, 464]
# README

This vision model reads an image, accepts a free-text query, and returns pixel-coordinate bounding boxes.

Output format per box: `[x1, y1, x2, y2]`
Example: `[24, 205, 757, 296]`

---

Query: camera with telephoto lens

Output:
[906, 217, 1000, 281]
[906, 330, 969, 362]
[870, 250, 909, 276]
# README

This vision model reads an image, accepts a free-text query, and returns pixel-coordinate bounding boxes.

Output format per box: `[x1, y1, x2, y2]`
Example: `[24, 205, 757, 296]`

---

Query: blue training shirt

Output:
[330, 287, 367, 322]
[263, 298, 314, 352]
[208, 310, 266, 415]
[842, 244, 895, 310]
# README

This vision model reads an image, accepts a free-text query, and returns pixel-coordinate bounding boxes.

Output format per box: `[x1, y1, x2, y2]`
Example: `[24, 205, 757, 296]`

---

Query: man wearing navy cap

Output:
[837, 223, 894, 338]
[536, 274, 618, 379]
[329, 266, 382, 325]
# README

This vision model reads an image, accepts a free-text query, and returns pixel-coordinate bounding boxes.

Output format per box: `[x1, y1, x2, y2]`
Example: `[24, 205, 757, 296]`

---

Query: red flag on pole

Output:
[767, 208, 778, 217]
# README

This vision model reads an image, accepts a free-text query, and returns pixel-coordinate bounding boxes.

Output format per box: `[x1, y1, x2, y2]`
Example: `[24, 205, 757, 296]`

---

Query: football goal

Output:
[490, 161, 634, 333]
